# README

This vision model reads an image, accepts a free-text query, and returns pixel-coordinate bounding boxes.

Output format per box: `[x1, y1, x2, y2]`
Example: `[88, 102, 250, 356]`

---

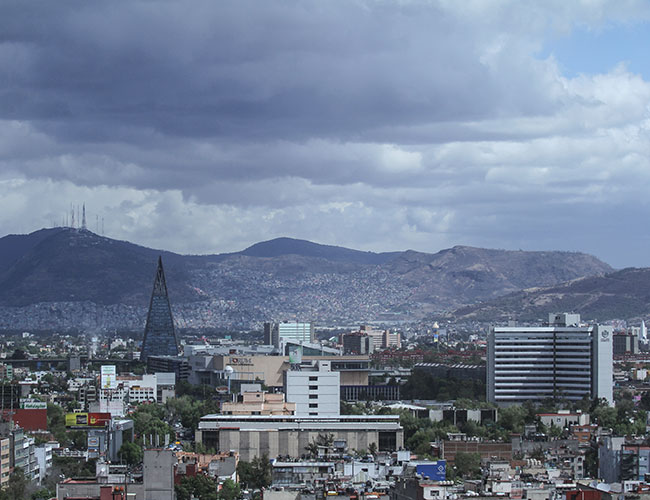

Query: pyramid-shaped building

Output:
[141, 256, 179, 361]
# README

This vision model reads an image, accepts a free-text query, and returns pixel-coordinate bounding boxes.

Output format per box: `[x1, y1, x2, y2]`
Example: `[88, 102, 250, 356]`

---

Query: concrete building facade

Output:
[197, 415, 403, 461]
[221, 391, 295, 416]
[284, 360, 340, 417]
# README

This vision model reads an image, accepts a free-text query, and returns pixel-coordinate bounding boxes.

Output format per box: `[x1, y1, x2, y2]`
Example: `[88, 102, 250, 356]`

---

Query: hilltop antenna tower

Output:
[82, 204, 87, 230]
[71, 204, 75, 228]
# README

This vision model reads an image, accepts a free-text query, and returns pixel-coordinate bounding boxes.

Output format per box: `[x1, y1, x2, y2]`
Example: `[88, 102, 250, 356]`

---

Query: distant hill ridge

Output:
[449, 266, 650, 322]
[0, 228, 617, 330]
[238, 237, 399, 264]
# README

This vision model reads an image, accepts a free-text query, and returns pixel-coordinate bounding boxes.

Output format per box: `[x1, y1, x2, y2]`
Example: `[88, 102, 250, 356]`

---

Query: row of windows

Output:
[495, 365, 591, 369]
[495, 350, 591, 355]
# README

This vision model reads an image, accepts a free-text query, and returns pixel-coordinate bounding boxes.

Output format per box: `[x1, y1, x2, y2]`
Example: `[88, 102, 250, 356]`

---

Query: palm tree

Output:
[305, 441, 319, 458]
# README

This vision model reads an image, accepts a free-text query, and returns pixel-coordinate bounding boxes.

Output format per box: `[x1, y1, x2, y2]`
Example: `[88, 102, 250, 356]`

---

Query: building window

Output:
[309, 385, 318, 390]
[309, 376, 317, 381]
[309, 403, 318, 408]
[309, 394, 318, 399]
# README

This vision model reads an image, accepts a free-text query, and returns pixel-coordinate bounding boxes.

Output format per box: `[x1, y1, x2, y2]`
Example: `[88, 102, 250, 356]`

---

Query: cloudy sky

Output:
[1, 0, 650, 268]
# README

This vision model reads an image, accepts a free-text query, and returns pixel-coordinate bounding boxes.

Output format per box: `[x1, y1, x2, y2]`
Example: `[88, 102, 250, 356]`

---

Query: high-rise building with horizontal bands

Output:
[141, 257, 178, 361]
[487, 313, 612, 406]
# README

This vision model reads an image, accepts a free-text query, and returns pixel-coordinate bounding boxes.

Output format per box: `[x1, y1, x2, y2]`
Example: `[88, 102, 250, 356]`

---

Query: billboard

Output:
[288, 345, 303, 364]
[20, 400, 47, 410]
[65, 412, 111, 428]
[415, 460, 446, 481]
[88, 412, 111, 427]
[101, 365, 117, 389]
[66, 412, 88, 427]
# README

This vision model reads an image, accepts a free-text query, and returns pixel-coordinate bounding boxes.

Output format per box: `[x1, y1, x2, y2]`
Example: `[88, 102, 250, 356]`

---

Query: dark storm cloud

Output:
[0, 1, 557, 144]
[0, 0, 567, 194]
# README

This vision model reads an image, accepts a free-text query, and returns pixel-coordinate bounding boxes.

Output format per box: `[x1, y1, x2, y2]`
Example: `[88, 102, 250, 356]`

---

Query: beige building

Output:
[197, 414, 403, 462]
[221, 391, 295, 416]
[0, 437, 8, 489]
[190, 354, 369, 388]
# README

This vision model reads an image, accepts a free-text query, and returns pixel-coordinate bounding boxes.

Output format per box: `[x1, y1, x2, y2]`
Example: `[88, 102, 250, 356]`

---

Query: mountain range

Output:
[0, 227, 622, 331]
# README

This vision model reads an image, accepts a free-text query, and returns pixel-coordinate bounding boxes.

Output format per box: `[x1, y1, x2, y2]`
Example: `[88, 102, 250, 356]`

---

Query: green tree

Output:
[51, 456, 97, 479]
[219, 479, 241, 500]
[407, 429, 437, 458]
[47, 403, 67, 443]
[316, 432, 334, 448]
[129, 403, 175, 443]
[119, 441, 143, 465]
[237, 455, 271, 490]
[548, 423, 562, 438]
[591, 404, 617, 430]
[4, 468, 26, 500]
[176, 474, 219, 500]
[454, 452, 481, 479]
[498, 405, 527, 433]
[166, 396, 220, 430]
[68, 430, 87, 450]
[31, 486, 56, 500]
[640, 391, 650, 411]
[304, 441, 319, 458]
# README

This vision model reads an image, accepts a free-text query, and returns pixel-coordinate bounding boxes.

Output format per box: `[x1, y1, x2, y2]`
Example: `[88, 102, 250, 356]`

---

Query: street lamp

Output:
[225, 365, 234, 394]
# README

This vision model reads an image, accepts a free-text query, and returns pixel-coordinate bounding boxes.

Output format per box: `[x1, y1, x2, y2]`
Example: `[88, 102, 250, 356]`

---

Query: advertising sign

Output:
[20, 400, 47, 410]
[101, 365, 117, 389]
[288, 345, 303, 364]
[229, 357, 252, 366]
[66, 412, 88, 427]
[415, 460, 446, 481]
[88, 412, 111, 427]
[66, 412, 111, 428]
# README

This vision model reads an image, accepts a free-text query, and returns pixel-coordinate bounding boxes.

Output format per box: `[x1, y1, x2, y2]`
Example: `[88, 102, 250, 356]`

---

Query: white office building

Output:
[278, 322, 314, 345]
[284, 360, 340, 416]
[487, 313, 613, 406]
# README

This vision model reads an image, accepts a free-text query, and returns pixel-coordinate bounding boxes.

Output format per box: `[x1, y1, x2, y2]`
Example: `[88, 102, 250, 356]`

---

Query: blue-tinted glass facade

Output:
[141, 257, 178, 360]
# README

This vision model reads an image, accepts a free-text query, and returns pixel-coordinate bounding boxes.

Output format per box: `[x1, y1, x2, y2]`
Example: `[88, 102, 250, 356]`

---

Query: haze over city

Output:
[2, 1, 650, 268]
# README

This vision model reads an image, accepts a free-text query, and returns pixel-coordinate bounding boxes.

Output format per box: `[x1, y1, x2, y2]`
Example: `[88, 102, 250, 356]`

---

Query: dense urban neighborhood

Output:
[0, 301, 646, 500]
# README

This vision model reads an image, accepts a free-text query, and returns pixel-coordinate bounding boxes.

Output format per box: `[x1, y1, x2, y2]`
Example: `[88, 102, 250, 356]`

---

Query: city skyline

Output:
[2, 1, 650, 268]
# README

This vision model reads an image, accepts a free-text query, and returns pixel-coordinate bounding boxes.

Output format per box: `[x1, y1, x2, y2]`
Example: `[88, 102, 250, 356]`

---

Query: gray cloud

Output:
[1, 1, 650, 268]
